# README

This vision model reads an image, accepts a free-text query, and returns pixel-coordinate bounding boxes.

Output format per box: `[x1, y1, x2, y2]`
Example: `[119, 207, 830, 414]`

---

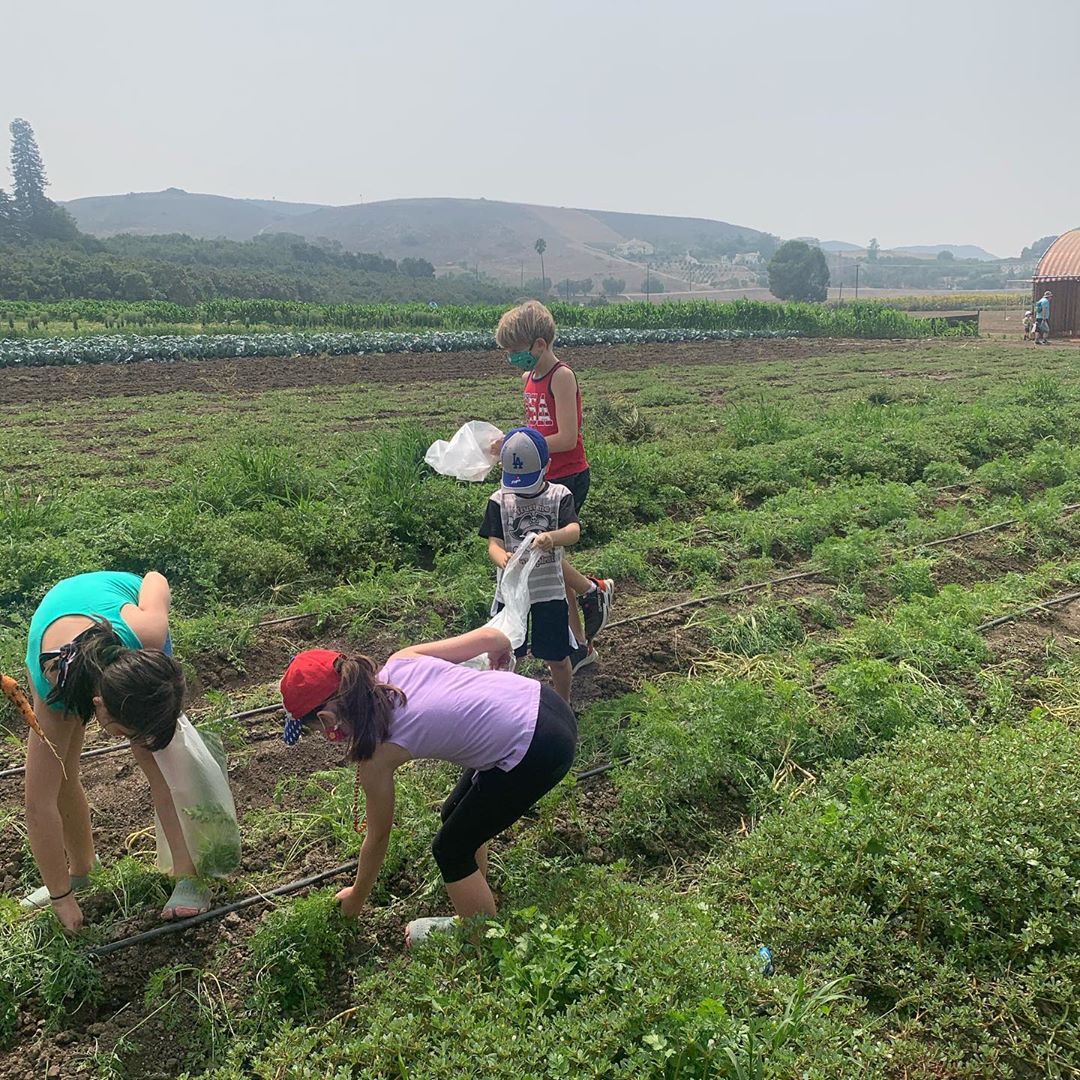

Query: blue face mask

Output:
[508, 350, 538, 372]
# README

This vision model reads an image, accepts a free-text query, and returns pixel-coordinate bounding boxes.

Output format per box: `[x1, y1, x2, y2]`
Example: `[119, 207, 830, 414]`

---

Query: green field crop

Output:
[0, 325, 806, 368]
[848, 292, 1026, 311]
[0, 298, 975, 354]
[1, 334, 1079, 1078]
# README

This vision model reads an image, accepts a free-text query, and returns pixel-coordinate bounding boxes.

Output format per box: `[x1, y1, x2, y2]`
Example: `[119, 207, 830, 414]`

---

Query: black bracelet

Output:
[49, 887, 74, 902]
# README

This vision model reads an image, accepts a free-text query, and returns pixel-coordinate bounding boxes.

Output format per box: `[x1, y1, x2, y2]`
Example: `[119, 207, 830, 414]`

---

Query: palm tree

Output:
[534, 238, 547, 291]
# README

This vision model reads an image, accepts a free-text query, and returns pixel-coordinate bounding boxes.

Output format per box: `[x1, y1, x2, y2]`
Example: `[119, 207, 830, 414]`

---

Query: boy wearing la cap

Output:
[479, 428, 581, 700]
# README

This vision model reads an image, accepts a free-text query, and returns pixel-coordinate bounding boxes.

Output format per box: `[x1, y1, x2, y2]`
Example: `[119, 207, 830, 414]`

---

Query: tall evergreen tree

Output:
[10, 118, 49, 217]
[0, 188, 15, 235]
[7, 118, 80, 241]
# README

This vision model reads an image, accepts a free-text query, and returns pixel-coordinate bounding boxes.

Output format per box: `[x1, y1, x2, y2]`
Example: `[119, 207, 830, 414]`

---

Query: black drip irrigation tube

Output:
[41, 561, 1080, 956]
[8, 500, 1080, 784]
[0, 703, 284, 781]
[87, 754, 634, 957]
[88, 861, 359, 957]
[249, 503, 1080, 636]
[0, 742, 122, 781]
[975, 590, 1080, 634]
[574, 756, 632, 781]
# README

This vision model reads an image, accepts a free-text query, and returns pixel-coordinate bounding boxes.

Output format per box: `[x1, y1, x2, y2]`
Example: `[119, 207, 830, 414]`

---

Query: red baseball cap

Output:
[281, 649, 343, 723]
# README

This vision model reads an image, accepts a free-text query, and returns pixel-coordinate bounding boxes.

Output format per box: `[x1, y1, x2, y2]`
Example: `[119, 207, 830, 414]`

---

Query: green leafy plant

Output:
[247, 891, 354, 1016]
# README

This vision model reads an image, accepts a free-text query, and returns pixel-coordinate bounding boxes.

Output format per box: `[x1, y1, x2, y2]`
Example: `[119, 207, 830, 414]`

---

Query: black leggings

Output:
[431, 685, 577, 883]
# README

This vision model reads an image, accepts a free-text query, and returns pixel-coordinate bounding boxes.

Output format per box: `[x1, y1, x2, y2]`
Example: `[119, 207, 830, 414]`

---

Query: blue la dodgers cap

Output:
[500, 427, 550, 495]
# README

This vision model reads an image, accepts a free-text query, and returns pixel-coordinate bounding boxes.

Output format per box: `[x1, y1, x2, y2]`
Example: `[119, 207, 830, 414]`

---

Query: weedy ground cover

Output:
[3, 334, 1080, 1078]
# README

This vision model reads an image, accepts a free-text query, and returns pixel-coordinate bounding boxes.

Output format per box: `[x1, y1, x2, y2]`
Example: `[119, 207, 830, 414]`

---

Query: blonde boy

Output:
[493, 301, 614, 672]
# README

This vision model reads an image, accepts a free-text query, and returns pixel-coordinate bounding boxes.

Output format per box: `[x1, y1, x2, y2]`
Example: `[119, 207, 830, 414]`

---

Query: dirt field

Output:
[0, 336, 953, 404]
[4, 331, 1080, 1078]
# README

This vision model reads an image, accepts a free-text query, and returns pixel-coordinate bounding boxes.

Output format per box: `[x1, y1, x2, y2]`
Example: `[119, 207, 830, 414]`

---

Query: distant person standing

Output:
[1035, 291, 1052, 344]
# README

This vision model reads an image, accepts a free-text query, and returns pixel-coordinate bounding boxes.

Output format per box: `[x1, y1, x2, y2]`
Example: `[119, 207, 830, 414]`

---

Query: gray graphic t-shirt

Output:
[479, 482, 579, 604]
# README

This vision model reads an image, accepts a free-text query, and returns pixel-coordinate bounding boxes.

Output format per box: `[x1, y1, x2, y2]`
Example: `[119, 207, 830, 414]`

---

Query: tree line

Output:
[0, 119, 512, 304]
[765, 234, 1048, 303]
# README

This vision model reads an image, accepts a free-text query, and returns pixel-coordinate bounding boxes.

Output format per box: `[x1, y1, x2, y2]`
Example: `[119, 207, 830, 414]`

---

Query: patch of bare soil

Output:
[984, 599, 1080, 677]
[932, 532, 1035, 589]
[0, 337, 947, 405]
[569, 604, 715, 712]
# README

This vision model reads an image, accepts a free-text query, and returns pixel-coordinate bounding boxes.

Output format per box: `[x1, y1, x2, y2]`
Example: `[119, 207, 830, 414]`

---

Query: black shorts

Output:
[556, 468, 590, 513]
[431, 684, 578, 882]
[495, 598, 571, 662]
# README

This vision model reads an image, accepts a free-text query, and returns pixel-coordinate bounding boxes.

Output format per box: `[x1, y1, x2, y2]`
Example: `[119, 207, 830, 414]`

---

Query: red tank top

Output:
[524, 362, 588, 480]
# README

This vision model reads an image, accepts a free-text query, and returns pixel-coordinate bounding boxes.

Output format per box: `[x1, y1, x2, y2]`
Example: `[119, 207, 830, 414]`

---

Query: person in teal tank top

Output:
[25, 572, 145, 702]
[20, 570, 211, 932]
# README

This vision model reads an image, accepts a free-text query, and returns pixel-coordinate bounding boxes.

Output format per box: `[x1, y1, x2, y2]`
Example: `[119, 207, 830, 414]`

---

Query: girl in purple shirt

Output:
[280, 626, 577, 945]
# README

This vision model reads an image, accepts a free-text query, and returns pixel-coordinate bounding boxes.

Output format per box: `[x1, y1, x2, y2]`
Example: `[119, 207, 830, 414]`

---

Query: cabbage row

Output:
[0, 327, 801, 368]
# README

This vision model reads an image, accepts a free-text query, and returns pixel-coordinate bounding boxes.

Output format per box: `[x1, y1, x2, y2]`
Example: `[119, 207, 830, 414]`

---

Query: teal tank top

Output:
[25, 572, 144, 701]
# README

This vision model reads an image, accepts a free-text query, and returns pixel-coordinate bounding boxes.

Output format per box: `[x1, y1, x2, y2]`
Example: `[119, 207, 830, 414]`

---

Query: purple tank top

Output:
[378, 656, 540, 772]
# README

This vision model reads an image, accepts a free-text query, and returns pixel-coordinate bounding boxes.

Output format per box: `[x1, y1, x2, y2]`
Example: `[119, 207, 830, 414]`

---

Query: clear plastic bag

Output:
[425, 420, 503, 481]
[153, 713, 242, 878]
[464, 535, 544, 671]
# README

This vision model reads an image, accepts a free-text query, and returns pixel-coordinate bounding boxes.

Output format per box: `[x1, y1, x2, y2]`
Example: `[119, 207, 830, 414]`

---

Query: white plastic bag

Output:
[464, 535, 544, 671]
[153, 713, 242, 878]
[425, 420, 503, 481]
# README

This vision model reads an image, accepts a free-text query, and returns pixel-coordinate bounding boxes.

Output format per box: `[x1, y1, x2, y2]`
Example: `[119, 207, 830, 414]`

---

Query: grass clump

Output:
[0, 901, 101, 1043]
[201, 884, 867, 1080]
[247, 891, 353, 1017]
[588, 394, 654, 444]
[593, 676, 826, 849]
[715, 718, 1080, 1074]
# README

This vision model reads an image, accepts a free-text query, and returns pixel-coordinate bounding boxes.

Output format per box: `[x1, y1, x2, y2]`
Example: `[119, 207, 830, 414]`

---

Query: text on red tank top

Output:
[523, 362, 588, 479]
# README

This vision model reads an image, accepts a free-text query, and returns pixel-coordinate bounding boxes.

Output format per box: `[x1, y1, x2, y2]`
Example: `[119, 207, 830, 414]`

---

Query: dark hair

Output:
[44, 619, 185, 752]
[326, 655, 407, 763]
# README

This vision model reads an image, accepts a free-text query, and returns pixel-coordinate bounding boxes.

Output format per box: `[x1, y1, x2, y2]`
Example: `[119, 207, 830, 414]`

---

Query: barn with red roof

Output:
[1034, 229, 1080, 338]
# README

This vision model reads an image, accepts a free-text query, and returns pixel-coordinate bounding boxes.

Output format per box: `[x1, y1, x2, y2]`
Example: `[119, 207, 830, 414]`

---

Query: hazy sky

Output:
[4, 0, 1077, 256]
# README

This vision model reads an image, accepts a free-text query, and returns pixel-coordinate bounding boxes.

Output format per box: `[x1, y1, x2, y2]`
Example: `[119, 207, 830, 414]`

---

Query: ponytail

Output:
[333, 655, 406, 763]
[43, 618, 185, 751]
[45, 619, 126, 721]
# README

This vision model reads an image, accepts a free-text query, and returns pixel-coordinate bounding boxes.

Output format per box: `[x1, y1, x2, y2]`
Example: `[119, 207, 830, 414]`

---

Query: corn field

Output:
[834, 293, 1025, 312]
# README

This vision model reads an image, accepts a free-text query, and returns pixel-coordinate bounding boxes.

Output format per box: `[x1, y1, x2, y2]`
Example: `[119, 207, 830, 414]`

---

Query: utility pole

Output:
[646, 264, 651, 303]
[837, 253, 843, 303]
[855, 262, 860, 301]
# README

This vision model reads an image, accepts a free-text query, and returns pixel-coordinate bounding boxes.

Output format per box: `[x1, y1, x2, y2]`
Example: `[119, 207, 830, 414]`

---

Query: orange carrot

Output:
[1, 672, 67, 776]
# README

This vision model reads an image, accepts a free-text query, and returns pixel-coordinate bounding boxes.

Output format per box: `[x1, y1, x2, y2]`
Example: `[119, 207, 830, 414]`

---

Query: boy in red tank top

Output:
[494, 301, 615, 672]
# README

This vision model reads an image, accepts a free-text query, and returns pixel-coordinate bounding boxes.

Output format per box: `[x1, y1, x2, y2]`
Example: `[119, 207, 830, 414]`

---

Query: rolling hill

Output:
[60, 190, 777, 286]
[819, 240, 1001, 261]
[62, 188, 327, 241]
[892, 244, 1000, 261]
